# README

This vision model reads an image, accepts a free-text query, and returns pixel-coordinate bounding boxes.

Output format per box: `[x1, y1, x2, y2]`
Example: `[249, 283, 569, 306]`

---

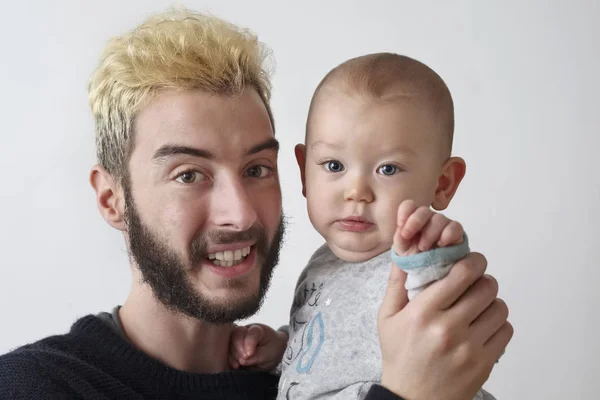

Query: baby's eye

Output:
[377, 164, 399, 176]
[175, 171, 204, 184]
[325, 160, 345, 173]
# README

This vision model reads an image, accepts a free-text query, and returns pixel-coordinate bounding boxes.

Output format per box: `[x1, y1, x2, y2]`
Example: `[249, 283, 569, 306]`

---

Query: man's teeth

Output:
[207, 246, 251, 267]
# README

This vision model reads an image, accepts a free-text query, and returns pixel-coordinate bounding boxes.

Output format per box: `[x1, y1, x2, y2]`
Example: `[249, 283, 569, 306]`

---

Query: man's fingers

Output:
[449, 274, 498, 325]
[483, 320, 513, 363]
[420, 252, 487, 310]
[470, 298, 509, 345]
[379, 264, 409, 320]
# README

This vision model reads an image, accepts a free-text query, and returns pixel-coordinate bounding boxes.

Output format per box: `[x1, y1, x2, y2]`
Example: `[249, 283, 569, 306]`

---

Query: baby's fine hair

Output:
[307, 53, 455, 155]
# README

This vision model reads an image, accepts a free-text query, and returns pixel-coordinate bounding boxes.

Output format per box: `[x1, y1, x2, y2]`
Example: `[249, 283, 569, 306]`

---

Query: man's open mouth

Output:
[207, 246, 252, 267]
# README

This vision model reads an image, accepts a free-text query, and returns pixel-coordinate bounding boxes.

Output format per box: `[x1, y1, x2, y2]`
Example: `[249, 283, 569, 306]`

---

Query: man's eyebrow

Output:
[152, 145, 214, 162]
[247, 138, 279, 155]
[151, 138, 279, 163]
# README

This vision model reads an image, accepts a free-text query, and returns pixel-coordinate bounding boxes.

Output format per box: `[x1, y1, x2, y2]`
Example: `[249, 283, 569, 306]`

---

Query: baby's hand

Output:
[229, 323, 288, 371]
[393, 199, 464, 257]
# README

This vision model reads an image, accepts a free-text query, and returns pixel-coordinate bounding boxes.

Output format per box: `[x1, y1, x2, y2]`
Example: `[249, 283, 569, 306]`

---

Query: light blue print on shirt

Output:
[296, 312, 325, 373]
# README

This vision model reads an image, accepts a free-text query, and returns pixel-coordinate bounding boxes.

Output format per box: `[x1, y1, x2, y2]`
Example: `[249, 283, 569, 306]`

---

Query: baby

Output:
[229, 53, 495, 400]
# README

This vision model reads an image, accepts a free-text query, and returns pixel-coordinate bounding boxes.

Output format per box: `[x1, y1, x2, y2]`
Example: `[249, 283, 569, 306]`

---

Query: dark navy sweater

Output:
[0, 315, 401, 399]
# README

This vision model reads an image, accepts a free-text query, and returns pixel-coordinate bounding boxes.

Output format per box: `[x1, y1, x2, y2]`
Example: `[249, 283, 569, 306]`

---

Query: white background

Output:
[1, 1, 598, 398]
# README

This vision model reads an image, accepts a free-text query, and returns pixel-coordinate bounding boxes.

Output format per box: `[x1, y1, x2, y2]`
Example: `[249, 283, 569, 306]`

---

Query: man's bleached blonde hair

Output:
[88, 7, 274, 183]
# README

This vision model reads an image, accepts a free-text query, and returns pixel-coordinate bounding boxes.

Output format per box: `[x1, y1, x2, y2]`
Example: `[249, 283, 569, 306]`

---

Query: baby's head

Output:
[295, 53, 466, 262]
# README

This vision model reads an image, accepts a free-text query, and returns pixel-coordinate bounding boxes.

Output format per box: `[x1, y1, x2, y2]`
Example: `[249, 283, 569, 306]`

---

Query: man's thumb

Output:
[379, 263, 409, 319]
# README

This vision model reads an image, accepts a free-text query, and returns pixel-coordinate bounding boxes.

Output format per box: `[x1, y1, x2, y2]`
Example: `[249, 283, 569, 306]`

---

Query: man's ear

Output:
[431, 157, 466, 211]
[294, 144, 307, 198]
[90, 165, 127, 231]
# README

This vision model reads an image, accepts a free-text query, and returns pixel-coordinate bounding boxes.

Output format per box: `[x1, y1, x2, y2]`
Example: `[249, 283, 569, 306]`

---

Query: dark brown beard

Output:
[123, 182, 285, 324]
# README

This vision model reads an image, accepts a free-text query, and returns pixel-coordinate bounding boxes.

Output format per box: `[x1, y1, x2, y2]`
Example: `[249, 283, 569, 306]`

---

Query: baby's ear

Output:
[432, 157, 466, 210]
[294, 144, 307, 197]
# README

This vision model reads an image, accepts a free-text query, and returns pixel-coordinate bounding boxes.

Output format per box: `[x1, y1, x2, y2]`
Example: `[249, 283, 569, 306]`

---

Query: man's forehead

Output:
[133, 88, 274, 158]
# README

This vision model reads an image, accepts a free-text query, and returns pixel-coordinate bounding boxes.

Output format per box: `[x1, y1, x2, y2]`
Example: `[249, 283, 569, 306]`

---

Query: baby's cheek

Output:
[377, 207, 399, 243]
[306, 196, 328, 233]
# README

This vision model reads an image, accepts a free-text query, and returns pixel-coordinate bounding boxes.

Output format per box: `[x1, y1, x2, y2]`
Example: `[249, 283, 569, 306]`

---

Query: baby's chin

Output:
[327, 241, 389, 263]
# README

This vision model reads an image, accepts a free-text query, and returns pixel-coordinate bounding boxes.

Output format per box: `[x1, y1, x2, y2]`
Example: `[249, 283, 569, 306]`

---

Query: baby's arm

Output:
[390, 201, 495, 400]
[391, 200, 469, 300]
[229, 323, 288, 372]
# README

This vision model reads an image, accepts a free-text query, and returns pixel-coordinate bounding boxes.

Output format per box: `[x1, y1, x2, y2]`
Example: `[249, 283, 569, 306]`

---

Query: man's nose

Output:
[210, 176, 258, 231]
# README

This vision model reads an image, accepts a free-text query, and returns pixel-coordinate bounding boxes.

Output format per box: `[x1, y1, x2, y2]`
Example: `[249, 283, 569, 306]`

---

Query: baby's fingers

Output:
[437, 220, 464, 247]
[396, 200, 418, 232]
[401, 206, 433, 240]
[244, 325, 265, 358]
[394, 200, 418, 254]
[230, 326, 249, 359]
[417, 213, 451, 251]
[229, 353, 241, 369]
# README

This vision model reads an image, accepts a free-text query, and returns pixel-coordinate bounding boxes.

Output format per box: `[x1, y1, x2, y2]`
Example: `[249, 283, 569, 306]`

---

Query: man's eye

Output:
[175, 171, 203, 184]
[246, 165, 272, 178]
[377, 164, 399, 176]
[324, 160, 344, 173]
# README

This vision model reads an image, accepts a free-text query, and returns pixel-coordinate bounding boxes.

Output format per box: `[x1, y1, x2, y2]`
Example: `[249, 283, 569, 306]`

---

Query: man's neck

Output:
[119, 285, 234, 374]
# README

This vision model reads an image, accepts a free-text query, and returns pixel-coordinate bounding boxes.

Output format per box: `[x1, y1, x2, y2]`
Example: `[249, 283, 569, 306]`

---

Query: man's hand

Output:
[378, 252, 513, 400]
[229, 323, 288, 371]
